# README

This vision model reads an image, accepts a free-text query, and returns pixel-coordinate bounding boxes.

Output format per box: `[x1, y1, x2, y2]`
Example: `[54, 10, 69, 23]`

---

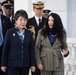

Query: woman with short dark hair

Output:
[1, 9, 35, 75]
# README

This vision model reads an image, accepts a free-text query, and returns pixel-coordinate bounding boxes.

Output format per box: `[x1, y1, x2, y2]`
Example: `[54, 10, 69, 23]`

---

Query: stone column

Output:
[14, 0, 28, 13]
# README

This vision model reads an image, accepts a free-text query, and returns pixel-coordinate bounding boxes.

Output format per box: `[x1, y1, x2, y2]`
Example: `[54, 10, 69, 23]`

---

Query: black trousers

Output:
[7, 67, 29, 75]
[0, 45, 4, 75]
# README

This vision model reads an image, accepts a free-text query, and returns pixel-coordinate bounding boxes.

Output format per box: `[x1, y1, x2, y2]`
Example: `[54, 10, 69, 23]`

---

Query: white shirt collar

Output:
[35, 16, 42, 25]
[10, 16, 12, 22]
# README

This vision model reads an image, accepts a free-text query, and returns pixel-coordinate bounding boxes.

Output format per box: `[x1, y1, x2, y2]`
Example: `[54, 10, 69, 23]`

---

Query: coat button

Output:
[22, 51, 24, 53]
[22, 55, 24, 58]
[21, 46, 23, 48]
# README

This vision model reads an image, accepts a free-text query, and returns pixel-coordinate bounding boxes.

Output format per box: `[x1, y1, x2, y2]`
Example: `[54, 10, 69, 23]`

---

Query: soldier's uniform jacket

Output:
[27, 16, 46, 40]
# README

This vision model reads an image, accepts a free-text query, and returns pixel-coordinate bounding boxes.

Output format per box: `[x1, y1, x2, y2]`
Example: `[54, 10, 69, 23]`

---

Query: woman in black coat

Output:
[1, 9, 35, 75]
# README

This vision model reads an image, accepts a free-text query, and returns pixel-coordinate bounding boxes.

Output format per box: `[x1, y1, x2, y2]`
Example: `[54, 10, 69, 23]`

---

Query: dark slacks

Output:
[0, 45, 4, 75]
[7, 67, 29, 75]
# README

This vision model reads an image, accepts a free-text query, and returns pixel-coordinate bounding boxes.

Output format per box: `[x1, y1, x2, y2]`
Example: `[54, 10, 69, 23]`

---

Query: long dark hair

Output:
[41, 13, 66, 43]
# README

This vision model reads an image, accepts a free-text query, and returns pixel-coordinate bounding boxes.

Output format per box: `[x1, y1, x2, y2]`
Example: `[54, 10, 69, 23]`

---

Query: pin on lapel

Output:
[13, 33, 15, 36]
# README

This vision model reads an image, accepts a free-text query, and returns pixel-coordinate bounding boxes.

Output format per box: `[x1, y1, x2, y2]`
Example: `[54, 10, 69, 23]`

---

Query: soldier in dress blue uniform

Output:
[26, 0, 46, 75]
[1, 9, 36, 75]
[27, 0, 46, 40]
[0, 2, 11, 75]
[2, 0, 15, 28]
[42, 9, 51, 18]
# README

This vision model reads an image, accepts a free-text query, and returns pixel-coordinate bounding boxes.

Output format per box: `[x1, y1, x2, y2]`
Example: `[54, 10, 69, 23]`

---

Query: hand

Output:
[1, 66, 7, 72]
[31, 66, 35, 72]
[38, 64, 43, 70]
[62, 50, 69, 57]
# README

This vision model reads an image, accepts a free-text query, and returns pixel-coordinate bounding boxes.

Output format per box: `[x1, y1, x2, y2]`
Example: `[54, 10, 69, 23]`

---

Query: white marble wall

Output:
[64, 38, 76, 75]
[14, 0, 28, 13]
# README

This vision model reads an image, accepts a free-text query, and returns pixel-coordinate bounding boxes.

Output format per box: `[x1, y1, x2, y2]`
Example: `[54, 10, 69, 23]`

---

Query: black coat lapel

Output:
[33, 17, 38, 28]
[1, 15, 5, 30]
